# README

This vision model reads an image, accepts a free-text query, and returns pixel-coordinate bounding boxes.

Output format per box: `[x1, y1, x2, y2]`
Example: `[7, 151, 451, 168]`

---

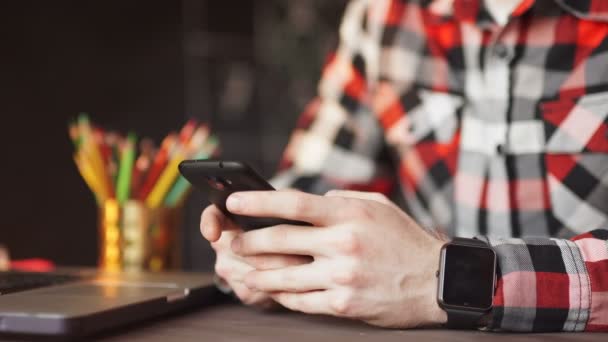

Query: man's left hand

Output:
[226, 189, 448, 328]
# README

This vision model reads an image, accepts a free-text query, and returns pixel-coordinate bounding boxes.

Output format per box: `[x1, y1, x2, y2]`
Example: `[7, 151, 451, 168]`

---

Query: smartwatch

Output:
[437, 237, 497, 329]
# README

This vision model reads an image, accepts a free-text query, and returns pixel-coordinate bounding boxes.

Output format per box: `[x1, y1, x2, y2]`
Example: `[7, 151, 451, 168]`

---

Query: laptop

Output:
[0, 268, 220, 337]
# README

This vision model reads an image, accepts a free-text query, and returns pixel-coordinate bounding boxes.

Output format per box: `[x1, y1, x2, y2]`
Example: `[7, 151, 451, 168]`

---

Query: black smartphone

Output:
[178, 160, 309, 230]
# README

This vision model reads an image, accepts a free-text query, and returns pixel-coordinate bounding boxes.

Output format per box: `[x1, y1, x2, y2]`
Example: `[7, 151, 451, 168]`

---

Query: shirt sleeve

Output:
[478, 229, 608, 332]
[270, 0, 395, 196]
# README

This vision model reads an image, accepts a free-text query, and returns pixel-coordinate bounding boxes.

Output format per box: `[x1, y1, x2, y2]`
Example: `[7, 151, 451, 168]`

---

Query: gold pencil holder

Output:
[98, 199, 182, 272]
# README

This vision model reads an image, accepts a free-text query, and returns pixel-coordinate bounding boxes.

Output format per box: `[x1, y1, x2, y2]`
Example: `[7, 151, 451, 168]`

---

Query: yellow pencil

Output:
[146, 126, 211, 208]
[145, 147, 186, 209]
[78, 114, 112, 198]
[74, 153, 105, 203]
[83, 151, 111, 201]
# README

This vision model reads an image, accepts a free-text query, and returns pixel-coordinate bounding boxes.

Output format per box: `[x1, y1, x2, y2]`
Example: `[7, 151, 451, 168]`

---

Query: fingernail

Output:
[227, 194, 243, 212]
[231, 236, 242, 253]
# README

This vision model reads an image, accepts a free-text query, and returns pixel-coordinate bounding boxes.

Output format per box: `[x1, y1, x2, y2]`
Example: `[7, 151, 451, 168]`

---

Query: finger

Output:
[226, 190, 348, 226]
[271, 291, 333, 316]
[232, 225, 330, 256]
[325, 190, 397, 209]
[201, 205, 240, 242]
[244, 254, 313, 270]
[214, 253, 254, 282]
[230, 281, 274, 306]
[244, 263, 330, 292]
[210, 228, 240, 252]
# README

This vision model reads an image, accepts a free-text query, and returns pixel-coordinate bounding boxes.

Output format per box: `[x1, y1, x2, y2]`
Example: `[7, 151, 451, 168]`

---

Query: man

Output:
[201, 0, 608, 332]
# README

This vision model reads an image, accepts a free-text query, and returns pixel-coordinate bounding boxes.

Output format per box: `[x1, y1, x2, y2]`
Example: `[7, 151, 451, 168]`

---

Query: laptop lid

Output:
[0, 270, 219, 337]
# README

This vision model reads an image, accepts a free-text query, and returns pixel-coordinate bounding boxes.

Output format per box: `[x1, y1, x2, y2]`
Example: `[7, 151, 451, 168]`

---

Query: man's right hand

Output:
[200, 204, 311, 307]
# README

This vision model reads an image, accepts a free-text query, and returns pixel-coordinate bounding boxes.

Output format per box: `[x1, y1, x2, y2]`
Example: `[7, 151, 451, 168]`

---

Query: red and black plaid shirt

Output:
[272, 0, 608, 332]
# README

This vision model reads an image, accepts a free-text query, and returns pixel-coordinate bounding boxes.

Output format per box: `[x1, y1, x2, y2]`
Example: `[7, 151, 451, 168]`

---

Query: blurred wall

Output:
[0, 0, 347, 271]
[181, 0, 348, 271]
[0, 0, 186, 266]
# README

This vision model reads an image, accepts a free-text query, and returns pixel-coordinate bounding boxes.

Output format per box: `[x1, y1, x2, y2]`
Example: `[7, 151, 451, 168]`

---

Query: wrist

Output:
[425, 238, 448, 326]
[428, 295, 448, 325]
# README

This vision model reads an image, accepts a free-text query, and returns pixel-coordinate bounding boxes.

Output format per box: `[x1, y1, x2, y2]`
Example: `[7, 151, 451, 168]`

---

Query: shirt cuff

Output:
[476, 235, 591, 332]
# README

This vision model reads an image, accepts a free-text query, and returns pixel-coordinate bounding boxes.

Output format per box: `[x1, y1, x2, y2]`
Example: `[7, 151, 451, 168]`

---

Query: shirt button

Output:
[494, 44, 510, 60]
[496, 144, 505, 154]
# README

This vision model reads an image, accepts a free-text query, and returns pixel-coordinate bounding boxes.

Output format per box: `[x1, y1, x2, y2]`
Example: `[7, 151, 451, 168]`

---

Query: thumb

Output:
[201, 204, 242, 242]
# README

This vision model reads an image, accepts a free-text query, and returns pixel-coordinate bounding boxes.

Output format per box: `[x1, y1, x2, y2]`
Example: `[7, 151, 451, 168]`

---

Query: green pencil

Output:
[163, 176, 192, 208]
[163, 150, 210, 208]
[164, 137, 218, 207]
[67, 119, 82, 150]
[116, 133, 137, 204]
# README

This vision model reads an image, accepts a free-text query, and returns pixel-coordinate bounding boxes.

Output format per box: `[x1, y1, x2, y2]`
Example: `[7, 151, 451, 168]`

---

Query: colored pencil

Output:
[164, 136, 218, 207]
[137, 133, 178, 200]
[116, 133, 136, 204]
[130, 154, 150, 196]
[178, 119, 197, 145]
[104, 132, 121, 186]
[70, 116, 219, 208]
[145, 149, 185, 208]
[68, 121, 81, 149]
[148, 125, 211, 208]
[78, 114, 113, 197]
[94, 127, 116, 197]
[74, 153, 104, 203]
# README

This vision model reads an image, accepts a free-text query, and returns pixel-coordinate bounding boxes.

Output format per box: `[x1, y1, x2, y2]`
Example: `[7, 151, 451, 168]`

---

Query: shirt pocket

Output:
[385, 88, 463, 148]
[541, 92, 608, 234]
[383, 88, 464, 231]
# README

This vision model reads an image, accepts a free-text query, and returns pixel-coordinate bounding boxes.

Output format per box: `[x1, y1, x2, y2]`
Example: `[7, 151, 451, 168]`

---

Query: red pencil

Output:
[93, 127, 112, 166]
[130, 154, 150, 196]
[137, 133, 178, 200]
[130, 138, 155, 195]
[178, 119, 197, 146]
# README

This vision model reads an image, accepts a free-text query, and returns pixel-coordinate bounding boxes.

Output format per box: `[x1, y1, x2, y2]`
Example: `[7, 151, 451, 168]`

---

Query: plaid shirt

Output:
[271, 0, 608, 332]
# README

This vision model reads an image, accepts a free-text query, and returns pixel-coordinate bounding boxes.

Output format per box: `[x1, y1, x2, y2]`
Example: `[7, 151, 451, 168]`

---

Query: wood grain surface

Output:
[99, 302, 608, 342]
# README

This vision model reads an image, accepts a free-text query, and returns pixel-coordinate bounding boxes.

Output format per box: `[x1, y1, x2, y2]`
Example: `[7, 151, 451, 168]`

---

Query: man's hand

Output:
[227, 190, 448, 328]
[200, 204, 310, 307]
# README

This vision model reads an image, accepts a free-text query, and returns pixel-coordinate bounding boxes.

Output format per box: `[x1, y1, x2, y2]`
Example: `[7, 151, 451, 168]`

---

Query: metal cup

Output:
[98, 199, 182, 272]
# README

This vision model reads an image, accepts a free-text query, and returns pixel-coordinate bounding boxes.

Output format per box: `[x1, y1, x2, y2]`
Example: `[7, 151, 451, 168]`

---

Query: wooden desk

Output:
[100, 302, 607, 342]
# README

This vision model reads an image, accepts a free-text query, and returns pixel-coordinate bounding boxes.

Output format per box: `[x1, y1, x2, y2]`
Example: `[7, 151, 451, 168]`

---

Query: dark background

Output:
[0, 0, 347, 271]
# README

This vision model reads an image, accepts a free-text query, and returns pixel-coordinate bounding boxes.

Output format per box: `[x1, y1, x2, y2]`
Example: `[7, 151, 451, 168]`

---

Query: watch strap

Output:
[451, 237, 487, 247]
[445, 308, 485, 329]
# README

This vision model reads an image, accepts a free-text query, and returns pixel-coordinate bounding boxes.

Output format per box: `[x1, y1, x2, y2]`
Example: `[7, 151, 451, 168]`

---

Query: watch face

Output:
[440, 244, 496, 310]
